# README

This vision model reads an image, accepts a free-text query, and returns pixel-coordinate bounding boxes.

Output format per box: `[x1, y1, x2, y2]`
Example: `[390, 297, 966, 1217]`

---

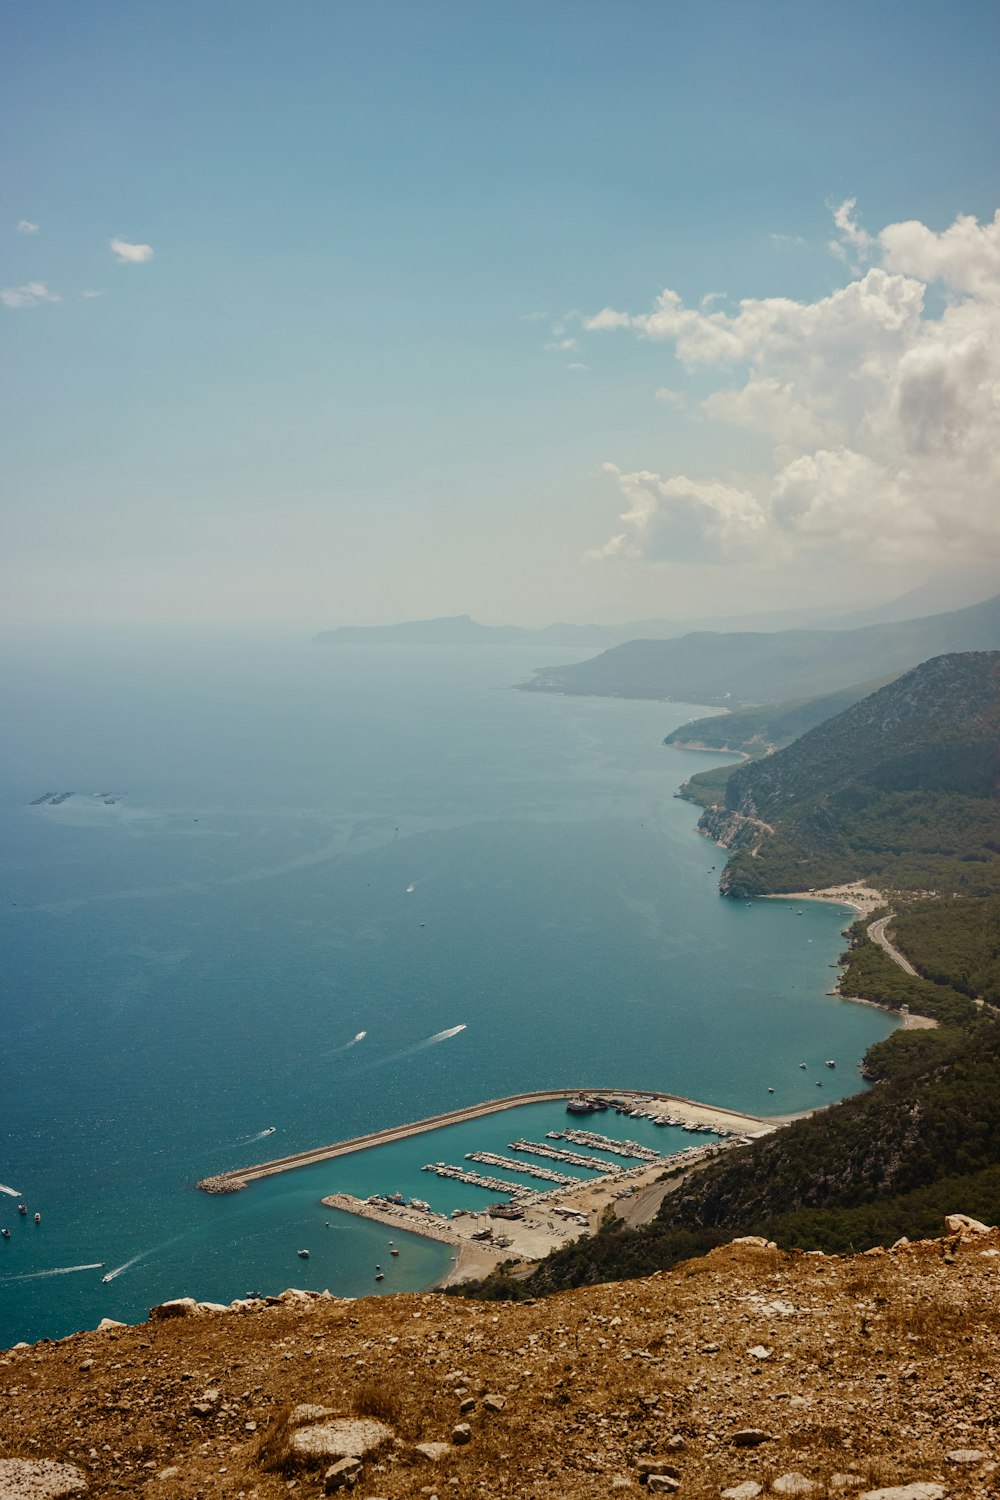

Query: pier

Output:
[197, 1087, 775, 1193]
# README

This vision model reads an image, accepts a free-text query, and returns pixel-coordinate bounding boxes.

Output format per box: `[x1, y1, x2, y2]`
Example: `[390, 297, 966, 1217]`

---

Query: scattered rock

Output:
[156, 1469, 180, 1481]
[195, 1301, 229, 1314]
[290, 1404, 333, 1425]
[451, 1423, 472, 1446]
[458, 1397, 476, 1414]
[0, 1459, 88, 1498]
[95, 1319, 126, 1332]
[731, 1236, 770, 1248]
[647, 1479, 681, 1495]
[666, 1436, 686, 1452]
[149, 1298, 199, 1319]
[732, 1430, 771, 1448]
[413, 1443, 451, 1463]
[747, 1346, 772, 1361]
[722, 1484, 763, 1499]
[944, 1213, 991, 1236]
[858, 1488, 945, 1500]
[638, 1459, 681, 1482]
[772, 1475, 819, 1496]
[482, 1394, 505, 1414]
[77, 1360, 93, 1373]
[945, 1448, 986, 1464]
[288, 1418, 393, 1461]
[323, 1456, 362, 1493]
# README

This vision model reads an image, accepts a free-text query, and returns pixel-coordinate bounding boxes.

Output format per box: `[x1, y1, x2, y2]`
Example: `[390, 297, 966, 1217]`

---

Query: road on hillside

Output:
[868, 914, 918, 977]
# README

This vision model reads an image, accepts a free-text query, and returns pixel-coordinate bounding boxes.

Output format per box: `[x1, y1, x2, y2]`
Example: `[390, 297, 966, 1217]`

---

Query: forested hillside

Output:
[664, 676, 895, 756]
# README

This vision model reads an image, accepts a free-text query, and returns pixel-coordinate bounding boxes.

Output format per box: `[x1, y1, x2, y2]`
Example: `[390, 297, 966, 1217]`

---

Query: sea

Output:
[0, 631, 896, 1345]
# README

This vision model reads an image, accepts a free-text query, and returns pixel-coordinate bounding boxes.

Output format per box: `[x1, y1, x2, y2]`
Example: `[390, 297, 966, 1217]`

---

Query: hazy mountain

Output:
[312, 598, 915, 649]
[520, 593, 1000, 707]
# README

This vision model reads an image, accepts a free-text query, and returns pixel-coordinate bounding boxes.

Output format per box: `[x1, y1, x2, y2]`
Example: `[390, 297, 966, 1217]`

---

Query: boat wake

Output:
[240, 1126, 277, 1143]
[1, 1263, 105, 1284]
[0, 1184, 21, 1199]
[326, 1030, 368, 1057]
[424, 1024, 467, 1044]
[101, 1228, 191, 1284]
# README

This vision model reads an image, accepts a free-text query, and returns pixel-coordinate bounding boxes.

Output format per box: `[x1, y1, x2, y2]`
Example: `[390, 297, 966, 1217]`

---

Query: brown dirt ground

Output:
[1, 1230, 998, 1499]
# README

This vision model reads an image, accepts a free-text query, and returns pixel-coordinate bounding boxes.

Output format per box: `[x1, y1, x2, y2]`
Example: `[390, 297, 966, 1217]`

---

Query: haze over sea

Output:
[0, 635, 894, 1344]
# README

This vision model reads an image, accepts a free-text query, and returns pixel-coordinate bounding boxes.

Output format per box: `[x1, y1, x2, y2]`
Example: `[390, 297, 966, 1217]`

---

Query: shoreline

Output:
[761, 885, 937, 1031]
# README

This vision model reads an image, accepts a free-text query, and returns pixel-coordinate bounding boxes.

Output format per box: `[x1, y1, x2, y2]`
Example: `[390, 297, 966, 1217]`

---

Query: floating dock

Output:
[196, 1087, 775, 1193]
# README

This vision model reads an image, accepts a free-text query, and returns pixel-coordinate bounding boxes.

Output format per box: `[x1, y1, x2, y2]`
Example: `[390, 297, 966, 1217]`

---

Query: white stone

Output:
[945, 1449, 986, 1464]
[149, 1297, 199, 1319]
[0, 1459, 88, 1498]
[722, 1484, 763, 1498]
[414, 1443, 451, 1463]
[944, 1214, 991, 1236]
[747, 1345, 772, 1361]
[773, 1475, 819, 1496]
[95, 1319, 126, 1332]
[195, 1301, 230, 1313]
[859, 1487, 946, 1500]
[288, 1418, 393, 1461]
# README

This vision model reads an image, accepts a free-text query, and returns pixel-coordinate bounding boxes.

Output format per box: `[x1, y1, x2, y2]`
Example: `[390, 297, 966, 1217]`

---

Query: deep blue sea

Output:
[0, 632, 895, 1344]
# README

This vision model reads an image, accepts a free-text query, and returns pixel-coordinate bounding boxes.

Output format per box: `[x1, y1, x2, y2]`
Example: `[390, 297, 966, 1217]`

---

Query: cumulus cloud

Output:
[1, 281, 61, 309]
[16, 219, 39, 234]
[585, 203, 1000, 569]
[110, 237, 154, 263]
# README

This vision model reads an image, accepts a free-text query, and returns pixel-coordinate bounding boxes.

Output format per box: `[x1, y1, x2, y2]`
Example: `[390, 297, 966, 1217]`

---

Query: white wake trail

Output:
[0, 1184, 21, 1199]
[2, 1263, 105, 1283]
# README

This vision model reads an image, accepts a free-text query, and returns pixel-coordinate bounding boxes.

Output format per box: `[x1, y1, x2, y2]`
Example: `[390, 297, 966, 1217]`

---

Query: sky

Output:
[3, 0, 999, 629]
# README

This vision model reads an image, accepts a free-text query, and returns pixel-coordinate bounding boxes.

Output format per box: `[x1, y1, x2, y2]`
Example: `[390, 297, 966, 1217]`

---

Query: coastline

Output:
[760, 884, 937, 1031]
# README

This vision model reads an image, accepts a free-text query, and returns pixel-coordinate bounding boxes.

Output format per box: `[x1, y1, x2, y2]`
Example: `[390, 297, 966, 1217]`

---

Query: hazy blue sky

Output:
[3, 0, 999, 627]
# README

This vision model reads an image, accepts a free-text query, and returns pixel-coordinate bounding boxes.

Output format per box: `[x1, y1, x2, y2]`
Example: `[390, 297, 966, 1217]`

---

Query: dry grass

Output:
[351, 1375, 405, 1426]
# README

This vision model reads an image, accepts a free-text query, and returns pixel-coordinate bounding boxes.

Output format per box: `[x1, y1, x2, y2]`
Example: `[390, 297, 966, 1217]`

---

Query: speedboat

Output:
[297, 1248, 310, 1258]
[1, 1228, 9, 1239]
[261, 1126, 276, 1136]
[33, 1213, 41, 1225]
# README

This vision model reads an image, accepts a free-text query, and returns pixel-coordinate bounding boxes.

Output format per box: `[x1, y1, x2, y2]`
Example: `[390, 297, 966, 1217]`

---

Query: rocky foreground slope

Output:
[1, 1220, 997, 1500]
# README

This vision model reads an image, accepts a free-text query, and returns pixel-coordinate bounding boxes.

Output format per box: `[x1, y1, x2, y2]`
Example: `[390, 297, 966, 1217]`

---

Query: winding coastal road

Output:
[868, 914, 918, 977]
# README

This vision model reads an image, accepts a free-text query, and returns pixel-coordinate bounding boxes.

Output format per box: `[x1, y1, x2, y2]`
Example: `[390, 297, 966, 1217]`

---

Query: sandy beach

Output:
[759, 881, 888, 914]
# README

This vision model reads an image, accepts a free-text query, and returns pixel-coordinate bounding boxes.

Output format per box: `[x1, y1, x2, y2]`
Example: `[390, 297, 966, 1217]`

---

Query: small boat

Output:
[33, 1212, 41, 1224]
[767, 1087, 774, 1094]
[390, 1247, 399, 1256]
[297, 1248, 310, 1258]
[799, 1063, 807, 1069]
[261, 1126, 276, 1136]
[375, 1272, 384, 1281]
[825, 1059, 836, 1068]
[1, 1228, 9, 1239]
[102, 1273, 114, 1283]
[18, 1204, 27, 1216]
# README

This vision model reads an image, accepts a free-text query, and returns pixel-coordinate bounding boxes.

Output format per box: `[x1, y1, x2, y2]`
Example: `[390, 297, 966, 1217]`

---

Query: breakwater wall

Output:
[197, 1088, 775, 1194]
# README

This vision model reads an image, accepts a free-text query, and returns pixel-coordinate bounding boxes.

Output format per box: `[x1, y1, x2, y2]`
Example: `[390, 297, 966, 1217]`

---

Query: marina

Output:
[197, 1088, 774, 1194]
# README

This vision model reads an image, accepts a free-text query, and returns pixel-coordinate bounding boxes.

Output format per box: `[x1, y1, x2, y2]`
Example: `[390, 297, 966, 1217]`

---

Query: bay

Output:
[0, 633, 894, 1343]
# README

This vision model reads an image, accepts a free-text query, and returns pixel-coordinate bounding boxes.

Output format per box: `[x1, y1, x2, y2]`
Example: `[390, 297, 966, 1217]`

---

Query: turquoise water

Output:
[0, 634, 894, 1343]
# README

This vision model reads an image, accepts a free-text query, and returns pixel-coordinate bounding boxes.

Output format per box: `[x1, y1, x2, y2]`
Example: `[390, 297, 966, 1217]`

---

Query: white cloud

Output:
[770, 232, 807, 250]
[585, 203, 1000, 569]
[1, 281, 61, 309]
[81, 289, 106, 299]
[518, 310, 548, 322]
[544, 337, 578, 351]
[16, 219, 39, 235]
[110, 237, 154, 263]
[567, 361, 589, 371]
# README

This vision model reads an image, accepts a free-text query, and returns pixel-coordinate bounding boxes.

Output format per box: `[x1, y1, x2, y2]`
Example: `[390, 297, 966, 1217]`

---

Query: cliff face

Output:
[2, 1225, 998, 1499]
